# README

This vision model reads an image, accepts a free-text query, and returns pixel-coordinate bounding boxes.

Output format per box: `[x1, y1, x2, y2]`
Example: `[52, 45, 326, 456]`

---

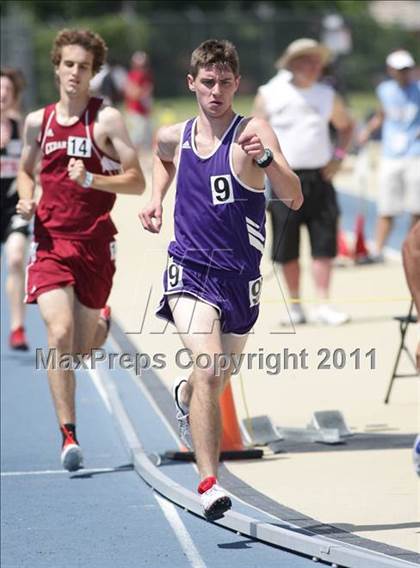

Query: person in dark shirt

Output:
[1, 67, 30, 350]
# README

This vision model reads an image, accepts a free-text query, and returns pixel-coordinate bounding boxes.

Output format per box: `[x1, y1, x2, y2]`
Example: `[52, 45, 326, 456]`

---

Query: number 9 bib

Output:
[210, 174, 234, 205]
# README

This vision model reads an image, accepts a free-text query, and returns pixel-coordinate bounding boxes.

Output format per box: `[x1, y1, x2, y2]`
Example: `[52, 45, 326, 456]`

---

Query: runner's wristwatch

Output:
[255, 148, 273, 168]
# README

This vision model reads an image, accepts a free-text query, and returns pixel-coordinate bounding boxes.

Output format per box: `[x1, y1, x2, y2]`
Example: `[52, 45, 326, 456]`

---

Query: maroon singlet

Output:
[36, 97, 120, 240]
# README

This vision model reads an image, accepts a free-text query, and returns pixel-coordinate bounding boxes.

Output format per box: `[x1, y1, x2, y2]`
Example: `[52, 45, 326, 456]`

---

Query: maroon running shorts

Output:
[25, 237, 116, 309]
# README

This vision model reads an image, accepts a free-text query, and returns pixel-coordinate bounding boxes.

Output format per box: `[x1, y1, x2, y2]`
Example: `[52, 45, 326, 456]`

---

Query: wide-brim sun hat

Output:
[277, 38, 331, 69]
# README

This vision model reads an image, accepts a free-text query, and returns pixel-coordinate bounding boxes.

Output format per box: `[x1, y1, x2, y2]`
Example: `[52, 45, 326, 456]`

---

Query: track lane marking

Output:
[1, 466, 126, 477]
[155, 492, 207, 568]
[88, 359, 207, 568]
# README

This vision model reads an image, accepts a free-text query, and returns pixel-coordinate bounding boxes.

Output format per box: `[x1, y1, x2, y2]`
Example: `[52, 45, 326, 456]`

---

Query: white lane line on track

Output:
[87, 367, 112, 412]
[89, 351, 207, 568]
[154, 492, 207, 568]
[1, 467, 121, 477]
[106, 336, 181, 447]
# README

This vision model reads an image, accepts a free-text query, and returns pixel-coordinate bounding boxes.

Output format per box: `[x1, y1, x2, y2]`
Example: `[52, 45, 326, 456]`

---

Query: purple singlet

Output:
[156, 114, 266, 334]
[169, 114, 266, 277]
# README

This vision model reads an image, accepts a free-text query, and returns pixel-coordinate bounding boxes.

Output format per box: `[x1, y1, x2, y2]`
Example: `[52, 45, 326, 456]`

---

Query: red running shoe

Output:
[9, 326, 29, 351]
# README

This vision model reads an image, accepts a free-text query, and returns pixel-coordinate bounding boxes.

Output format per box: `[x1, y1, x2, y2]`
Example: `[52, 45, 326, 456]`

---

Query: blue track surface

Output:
[1, 188, 407, 568]
[1, 256, 319, 567]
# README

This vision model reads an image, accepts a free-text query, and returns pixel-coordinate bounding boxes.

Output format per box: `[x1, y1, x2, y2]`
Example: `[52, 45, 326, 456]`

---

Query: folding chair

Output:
[384, 300, 419, 403]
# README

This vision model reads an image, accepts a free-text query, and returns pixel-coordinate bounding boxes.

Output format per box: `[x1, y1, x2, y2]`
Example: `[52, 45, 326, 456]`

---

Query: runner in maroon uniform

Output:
[17, 29, 145, 471]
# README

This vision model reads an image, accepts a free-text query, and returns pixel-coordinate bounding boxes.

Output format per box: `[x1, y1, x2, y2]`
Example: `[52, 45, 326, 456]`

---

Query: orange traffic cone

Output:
[220, 383, 247, 452]
[337, 229, 352, 259]
[219, 383, 263, 459]
[164, 382, 263, 461]
[353, 214, 370, 263]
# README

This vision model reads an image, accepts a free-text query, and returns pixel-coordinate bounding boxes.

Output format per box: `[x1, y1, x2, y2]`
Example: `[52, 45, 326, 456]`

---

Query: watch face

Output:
[257, 150, 268, 163]
[257, 149, 273, 167]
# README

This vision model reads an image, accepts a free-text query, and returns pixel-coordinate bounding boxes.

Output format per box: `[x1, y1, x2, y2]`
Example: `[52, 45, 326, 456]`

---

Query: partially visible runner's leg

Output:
[168, 294, 232, 520]
[5, 232, 29, 350]
[38, 286, 83, 471]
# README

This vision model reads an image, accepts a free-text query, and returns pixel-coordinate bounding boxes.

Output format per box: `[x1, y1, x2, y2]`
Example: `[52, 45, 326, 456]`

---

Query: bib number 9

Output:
[210, 174, 234, 205]
[249, 276, 262, 307]
[67, 136, 92, 158]
[167, 259, 183, 290]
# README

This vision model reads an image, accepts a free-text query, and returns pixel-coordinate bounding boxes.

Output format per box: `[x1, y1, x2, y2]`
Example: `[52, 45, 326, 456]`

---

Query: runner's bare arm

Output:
[16, 109, 43, 220]
[322, 95, 354, 181]
[403, 221, 420, 370]
[67, 107, 145, 195]
[330, 95, 354, 149]
[139, 123, 181, 233]
[238, 117, 303, 210]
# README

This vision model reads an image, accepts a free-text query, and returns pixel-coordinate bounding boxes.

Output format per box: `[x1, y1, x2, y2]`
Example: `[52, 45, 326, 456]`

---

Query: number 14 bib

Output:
[67, 136, 92, 158]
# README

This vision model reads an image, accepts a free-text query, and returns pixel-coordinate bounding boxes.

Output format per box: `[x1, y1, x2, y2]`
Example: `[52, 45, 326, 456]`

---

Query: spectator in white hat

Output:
[253, 38, 354, 325]
[359, 50, 420, 261]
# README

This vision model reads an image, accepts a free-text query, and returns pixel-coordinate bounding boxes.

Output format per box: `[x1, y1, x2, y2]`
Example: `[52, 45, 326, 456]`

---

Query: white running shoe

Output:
[310, 305, 350, 326]
[61, 443, 84, 472]
[172, 378, 193, 450]
[281, 304, 306, 325]
[200, 483, 232, 520]
[60, 425, 83, 472]
[369, 252, 385, 264]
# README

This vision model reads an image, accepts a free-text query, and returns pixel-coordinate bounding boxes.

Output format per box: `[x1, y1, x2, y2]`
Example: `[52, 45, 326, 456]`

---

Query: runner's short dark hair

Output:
[190, 39, 239, 78]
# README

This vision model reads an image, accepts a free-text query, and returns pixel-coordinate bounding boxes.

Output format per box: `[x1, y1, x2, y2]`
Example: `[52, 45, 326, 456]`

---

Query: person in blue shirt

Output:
[359, 50, 420, 261]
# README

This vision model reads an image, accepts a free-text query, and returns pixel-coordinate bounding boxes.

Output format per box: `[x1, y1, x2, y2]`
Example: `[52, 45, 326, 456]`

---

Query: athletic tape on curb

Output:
[96, 362, 417, 568]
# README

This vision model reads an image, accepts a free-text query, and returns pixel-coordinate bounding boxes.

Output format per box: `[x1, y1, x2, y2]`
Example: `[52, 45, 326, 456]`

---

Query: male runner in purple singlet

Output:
[140, 40, 302, 519]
